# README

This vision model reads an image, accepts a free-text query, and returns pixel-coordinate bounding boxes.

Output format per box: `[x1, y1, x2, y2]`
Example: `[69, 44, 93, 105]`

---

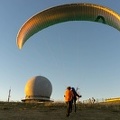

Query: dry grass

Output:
[0, 101, 120, 120]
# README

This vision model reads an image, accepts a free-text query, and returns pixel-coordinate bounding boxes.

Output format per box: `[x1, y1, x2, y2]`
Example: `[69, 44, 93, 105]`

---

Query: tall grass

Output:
[0, 101, 120, 112]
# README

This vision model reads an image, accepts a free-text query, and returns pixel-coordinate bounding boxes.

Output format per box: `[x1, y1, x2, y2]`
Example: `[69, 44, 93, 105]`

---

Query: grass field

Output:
[0, 101, 120, 120]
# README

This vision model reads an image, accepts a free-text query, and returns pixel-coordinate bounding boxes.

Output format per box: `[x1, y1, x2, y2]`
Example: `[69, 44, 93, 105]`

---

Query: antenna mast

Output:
[8, 88, 11, 102]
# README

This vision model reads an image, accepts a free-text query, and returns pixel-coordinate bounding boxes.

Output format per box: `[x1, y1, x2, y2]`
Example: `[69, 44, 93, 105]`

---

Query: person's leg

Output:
[74, 102, 76, 112]
[69, 101, 72, 113]
[66, 102, 70, 117]
[70, 99, 73, 112]
[74, 100, 77, 112]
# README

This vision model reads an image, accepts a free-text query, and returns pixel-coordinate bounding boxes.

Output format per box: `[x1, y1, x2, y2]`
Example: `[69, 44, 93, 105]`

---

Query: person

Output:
[71, 87, 82, 112]
[64, 86, 74, 117]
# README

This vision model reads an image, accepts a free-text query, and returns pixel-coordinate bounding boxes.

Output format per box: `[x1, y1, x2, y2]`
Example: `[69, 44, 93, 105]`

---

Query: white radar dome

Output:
[22, 76, 52, 102]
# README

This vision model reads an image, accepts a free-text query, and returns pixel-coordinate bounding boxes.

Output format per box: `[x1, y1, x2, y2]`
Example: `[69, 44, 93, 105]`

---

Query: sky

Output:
[0, 0, 120, 102]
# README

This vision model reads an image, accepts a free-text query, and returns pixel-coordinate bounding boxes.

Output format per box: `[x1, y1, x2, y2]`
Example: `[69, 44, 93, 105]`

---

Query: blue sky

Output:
[0, 0, 120, 102]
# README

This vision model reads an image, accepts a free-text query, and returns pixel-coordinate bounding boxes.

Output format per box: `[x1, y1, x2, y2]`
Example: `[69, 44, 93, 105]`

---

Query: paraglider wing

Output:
[16, 3, 120, 49]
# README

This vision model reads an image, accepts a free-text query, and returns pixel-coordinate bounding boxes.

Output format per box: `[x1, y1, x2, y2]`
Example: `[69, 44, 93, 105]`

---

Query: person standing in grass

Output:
[71, 87, 82, 112]
[64, 86, 74, 117]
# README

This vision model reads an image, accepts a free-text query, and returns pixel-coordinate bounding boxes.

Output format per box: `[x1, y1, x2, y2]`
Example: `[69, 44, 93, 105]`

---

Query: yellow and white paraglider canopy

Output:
[16, 3, 120, 49]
